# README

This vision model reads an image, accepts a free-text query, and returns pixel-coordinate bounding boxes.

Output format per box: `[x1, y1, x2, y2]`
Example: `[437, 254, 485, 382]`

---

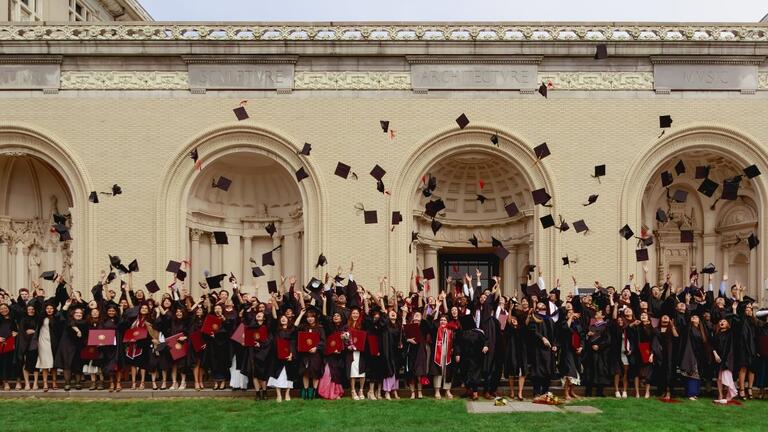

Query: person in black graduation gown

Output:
[54, 302, 88, 390]
[0, 303, 19, 390]
[35, 299, 62, 391]
[734, 301, 760, 399]
[506, 306, 529, 401]
[403, 309, 430, 399]
[100, 303, 122, 392]
[712, 318, 737, 403]
[454, 314, 488, 400]
[296, 305, 325, 400]
[189, 304, 207, 391]
[16, 303, 39, 390]
[363, 304, 387, 400]
[478, 276, 503, 399]
[582, 309, 611, 396]
[268, 313, 298, 402]
[559, 305, 583, 400]
[242, 310, 273, 400]
[679, 314, 710, 400]
[381, 308, 402, 400]
[204, 303, 234, 390]
[651, 314, 679, 400]
[166, 305, 191, 390]
[320, 310, 347, 400]
[527, 299, 558, 397]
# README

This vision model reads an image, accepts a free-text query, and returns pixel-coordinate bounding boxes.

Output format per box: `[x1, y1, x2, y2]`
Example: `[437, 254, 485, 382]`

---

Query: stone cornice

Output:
[650, 55, 766, 65]
[0, 55, 62, 64]
[294, 71, 410, 90]
[406, 55, 543, 65]
[0, 23, 766, 42]
[182, 55, 299, 65]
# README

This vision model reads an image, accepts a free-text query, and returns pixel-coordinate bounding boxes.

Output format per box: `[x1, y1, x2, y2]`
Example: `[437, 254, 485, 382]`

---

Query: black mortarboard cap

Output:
[681, 230, 694, 243]
[165, 260, 181, 274]
[672, 189, 688, 203]
[316, 253, 327, 268]
[54, 225, 72, 241]
[656, 209, 668, 223]
[476, 194, 488, 204]
[469, 234, 479, 248]
[306, 277, 323, 291]
[531, 188, 552, 206]
[431, 219, 442, 235]
[695, 166, 710, 179]
[364, 210, 378, 224]
[584, 194, 599, 206]
[721, 182, 739, 201]
[642, 236, 654, 247]
[265, 222, 277, 238]
[743, 164, 761, 179]
[370, 164, 386, 181]
[620, 224, 634, 240]
[411, 231, 419, 242]
[111, 184, 122, 196]
[538, 82, 548, 98]
[674, 160, 686, 176]
[190, 148, 199, 163]
[176, 269, 187, 281]
[376, 179, 385, 194]
[206, 274, 226, 289]
[109, 255, 122, 268]
[298, 143, 312, 156]
[262, 250, 275, 266]
[233, 106, 248, 121]
[490, 134, 499, 145]
[295, 167, 309, 182]
[558, 219, 570, 232]
[251, 267, 265, 278]
[701, 263, 717, 274]
[698, 178, 718, 197]
[533, 143, 550, 160]
[540, 214, 555, 229]
[455, 113, 469, 129]
[267, 280, 278, 293]
[106, 272, 116, 283]
[391, 211, 403, 225]
[573, 219, 589, 233]
[145, 280, 160, 294]
[53, 213, 67, 225]
[494, 246, 510, 260]
[659, 115, 672, 128]
[380, 120, 389, 133]
[335, 162, 351, 179]
[661, 171, 673, 187]
[505, 202, 519, 217]
[594, 44, 608, 60]
[89, 191, 99, 204]
[491, 237, 503, 248]
[40, 270, 57, 281]
[594, 164, 606, 178]
[212, 231, 228, 245]
[748, 233, 759, 250]
[128, 259, 139, 273]
[423, 267, 435, 280]
[562, 256, 570, 266]
[635, 248, 649, 262]
[212, 176, 232, 192]
[425, 199, 446, 218]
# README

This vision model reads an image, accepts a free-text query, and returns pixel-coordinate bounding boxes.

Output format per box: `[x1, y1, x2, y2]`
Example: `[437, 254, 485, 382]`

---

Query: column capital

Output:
[190, 228, 204, 242]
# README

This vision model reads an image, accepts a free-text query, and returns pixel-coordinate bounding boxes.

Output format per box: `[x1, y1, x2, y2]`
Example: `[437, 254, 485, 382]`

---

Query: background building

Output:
[1, 2, 767, 303]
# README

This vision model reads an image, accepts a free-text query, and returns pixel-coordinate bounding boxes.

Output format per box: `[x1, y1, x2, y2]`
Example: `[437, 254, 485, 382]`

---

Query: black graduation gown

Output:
[713, 329, 734, 372]
[298, 323, 325, 379]
[426, 319, 456, 379]
[609, 321, 638, 376]
[527, 315, 557, 380]
[582, 321, 611, 386]
[168, 317, 193, 369]
[54, 314, 88, 371]
[651, 328, 677, 389]
[405, 320, 430, 378]
[381, 321, 401, 379]
[635, 324, 655, 381]
[558, 319, 582, 379]
[454, 328, 487, 390]
[100, 317, 121, 376]
[503, 318, 528, 378]
[269, 326, 298, 382]
[324, 322, 347, 385]
[16, 314, 38, 372]
[203, 315, 235, 377]
[733, 315, 758, 371]
[0, 316, 18, 380]
[679, 325, 709, 380]
[242, 319, 273, 380]
[363, 315, 387, 380]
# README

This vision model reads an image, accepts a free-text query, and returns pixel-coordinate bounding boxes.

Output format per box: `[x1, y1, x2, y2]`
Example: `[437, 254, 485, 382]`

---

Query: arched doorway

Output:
[621, 125, 767, 301]
[391, 125, 556, 296]
[0, 126, 92, 295]
[186, 152, 304, 298]
[157, 124, 326, 298]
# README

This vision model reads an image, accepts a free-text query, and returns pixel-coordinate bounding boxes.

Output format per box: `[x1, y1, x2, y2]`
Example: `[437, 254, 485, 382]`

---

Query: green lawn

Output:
[0, 397, 762, 432]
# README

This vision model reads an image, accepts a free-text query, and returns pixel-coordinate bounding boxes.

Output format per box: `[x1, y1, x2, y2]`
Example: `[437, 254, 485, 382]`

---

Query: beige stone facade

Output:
[0, 20, 767, 304]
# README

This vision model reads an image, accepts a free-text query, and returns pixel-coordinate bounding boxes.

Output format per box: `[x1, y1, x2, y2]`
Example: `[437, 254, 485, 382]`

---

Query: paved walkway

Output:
[467, 400, 602, 414]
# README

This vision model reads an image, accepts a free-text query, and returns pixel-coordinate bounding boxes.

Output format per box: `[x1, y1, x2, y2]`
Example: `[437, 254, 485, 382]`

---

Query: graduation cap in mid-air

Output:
[531, 188, 552, 207]
[265, 222, 277, 238]
[573, 219, 589, 234]
[533, 143, 550, 162]
[537, 82, 548, 98]
[583, 194, 599, 206]
[295, 167, 309, 182]
[297, 143, 312, 156]
[233, 103, 249, 121]
[316, 253, 327, 268]
[212, 176, 232, 192]
[592, 164, 606, 182]
[540, 214, 555, 229]
[504, 202, 519, 218]
[748, 233, 759, 250]
[455, 113, 470, 129]
[743, 164, 761, 179]
[380, 120, 389, 133]
[469, 234, 479, 248]
[619, 224, 634, 240]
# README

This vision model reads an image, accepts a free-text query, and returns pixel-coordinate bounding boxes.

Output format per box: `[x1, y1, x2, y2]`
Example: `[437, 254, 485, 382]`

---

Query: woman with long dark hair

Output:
[381, 308, 402, 400]
[54, 302, 88, 390]
[0, 303, 18, 390]
[36, 300, 61, 391]
[679, 314, 710, 400]
[268, 313, 297, 402]
[651, 314, 679, 400]
[83, 307, 104, 390]
[17, 303, 39, 390]
[296, 304, 325, 400]
[713, 318, 737, 403]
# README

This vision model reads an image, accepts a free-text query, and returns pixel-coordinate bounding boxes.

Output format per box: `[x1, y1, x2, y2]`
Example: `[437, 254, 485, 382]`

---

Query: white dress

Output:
[36, 317, 54, 369]
[350, 351, 365, 378]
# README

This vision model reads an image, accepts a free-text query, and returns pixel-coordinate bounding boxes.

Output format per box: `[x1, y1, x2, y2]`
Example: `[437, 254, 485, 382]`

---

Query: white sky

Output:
[141, 0, 767, 22]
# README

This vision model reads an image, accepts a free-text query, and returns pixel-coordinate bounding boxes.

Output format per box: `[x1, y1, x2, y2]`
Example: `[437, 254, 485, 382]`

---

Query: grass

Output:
[0, 396, 763, 432]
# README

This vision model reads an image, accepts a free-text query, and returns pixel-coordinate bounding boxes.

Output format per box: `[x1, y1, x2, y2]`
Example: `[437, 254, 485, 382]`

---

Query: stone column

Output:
[9, 244, 18, 294]
[749, 249, 757, 298]
[211, 232, 222, 276]
[282, 233, 300, 283]
[21, 246, 30, 291]
[0, 241, 8, 291]
[190, 229, 202, 297]
[424, 246, 439, 293]
[223, 233, 241, 281]
[242, 235, 253, 286]
[722, 247, 730, 276]
[272, 234, 283, 283]
[504, 245, 518, 297]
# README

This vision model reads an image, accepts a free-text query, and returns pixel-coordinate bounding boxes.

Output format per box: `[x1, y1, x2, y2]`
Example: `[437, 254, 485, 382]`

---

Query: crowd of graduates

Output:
[0, 263, 767, 405]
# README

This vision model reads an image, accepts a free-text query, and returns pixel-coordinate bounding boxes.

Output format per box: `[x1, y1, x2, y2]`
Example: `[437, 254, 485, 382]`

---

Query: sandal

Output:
[747, 388, 753, 400]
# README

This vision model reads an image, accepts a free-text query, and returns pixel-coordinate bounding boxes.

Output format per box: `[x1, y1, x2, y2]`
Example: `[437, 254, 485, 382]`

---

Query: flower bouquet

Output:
[532, 392, 563, 405]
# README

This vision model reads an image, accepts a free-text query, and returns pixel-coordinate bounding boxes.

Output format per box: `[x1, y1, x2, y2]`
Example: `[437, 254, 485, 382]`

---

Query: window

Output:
[69, 0, 97, 21]
[438, 252, 500, 292]
[11, 0, 42, 21]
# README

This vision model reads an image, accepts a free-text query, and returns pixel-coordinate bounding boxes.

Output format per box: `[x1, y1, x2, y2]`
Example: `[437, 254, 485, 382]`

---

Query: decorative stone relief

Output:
[60, 71, 189, 90]
[759, 72, 768, 89]
[538, 72, 654, 90]
[294, 72, 411, 90]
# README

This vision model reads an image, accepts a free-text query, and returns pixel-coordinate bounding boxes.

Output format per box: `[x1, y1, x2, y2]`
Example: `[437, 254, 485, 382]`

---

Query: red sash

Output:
[433, 325, 453, 366]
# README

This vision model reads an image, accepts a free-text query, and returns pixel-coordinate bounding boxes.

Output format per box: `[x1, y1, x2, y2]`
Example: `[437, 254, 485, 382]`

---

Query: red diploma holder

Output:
[349, 329, 366, 352]
[201, 315, 223, 336]
[122, 326, 148, 343]
[230, 323, 246, 346]
[404, 323, 423, 343]
[276, 338, 291, 360]
[0, 335, 13, 353]
[325, 332, 342, 355]
[758, 335, 768, 357]
[498, 313, 508, 331]
[298, 331, 320, 353]
[189, 331, 206, 353]
[165, 333, 189, 361]
[638, 342, 652, 364]
[87, 329, 116, 346]
[246, 326, 268, 347]
[571, 332, 581, 350]
[79, 346, 99, 360]
[367, 334, 380, 356]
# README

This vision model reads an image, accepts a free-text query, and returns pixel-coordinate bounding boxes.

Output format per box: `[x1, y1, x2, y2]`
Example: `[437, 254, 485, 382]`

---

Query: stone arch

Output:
[0, 124, 94, 292]
[157, 123, 328, 288]
[389, 123, 557, 293]
[619, 124, 768, 300]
